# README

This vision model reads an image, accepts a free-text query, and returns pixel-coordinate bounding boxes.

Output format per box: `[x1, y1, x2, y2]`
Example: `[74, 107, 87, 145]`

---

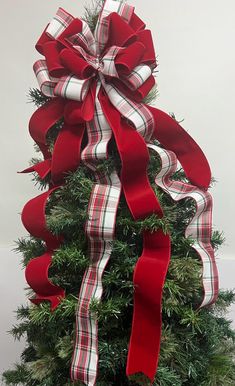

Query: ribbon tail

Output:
[21, 188, 65, 310]
[127, 231, 170, 382]
[148, 144, 219, 308]
[99, 92, 171, 384]
[71, 176, 121, 385]
[51, 123, 85, 183]
[31, 294, 63, 311]
[99, 91, 162, 218]
[26, 252, 65, 311]
[29, 97, 65, 159]
[71, 83, 121, 385]
[148, 106, 211, 190]
[19, 159, 52, 179]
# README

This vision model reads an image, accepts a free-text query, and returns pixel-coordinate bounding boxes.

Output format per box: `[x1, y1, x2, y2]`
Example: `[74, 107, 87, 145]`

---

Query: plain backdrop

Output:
[0, 0, 234, 377]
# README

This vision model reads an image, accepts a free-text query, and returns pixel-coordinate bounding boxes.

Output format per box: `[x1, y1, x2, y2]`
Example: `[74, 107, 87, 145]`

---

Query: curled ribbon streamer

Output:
[21, 118, 85, 308]
[21, 188, 65, 310]
[21, 0, 217, 384]
[148, 144, 219, 307]
[22, 98, 86, 311]
[29, 98, 65, 159]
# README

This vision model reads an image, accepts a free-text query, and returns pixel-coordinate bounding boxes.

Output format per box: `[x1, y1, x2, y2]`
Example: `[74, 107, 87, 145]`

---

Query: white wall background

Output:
[0, 0, 234, 377]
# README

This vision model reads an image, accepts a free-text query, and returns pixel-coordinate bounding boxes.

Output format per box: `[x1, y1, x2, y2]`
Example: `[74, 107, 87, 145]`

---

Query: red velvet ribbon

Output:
[29, 98, 64, 159]
[21, 159, 51, 179]
[148, 107, 211, 190]
[21, 188, 64, 310]
[22, 98, 85, 310]
[100, 91, 171, 381]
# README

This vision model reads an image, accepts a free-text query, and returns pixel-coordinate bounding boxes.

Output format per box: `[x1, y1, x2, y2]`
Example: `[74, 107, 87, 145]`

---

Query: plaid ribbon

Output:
[33, 60, 58, 98]
[94, 0, 134, 54]
[71, 175, 121, 385]
[46, 7, 74, 40]
[70, 82, 121, 385]
[33, 59, 90, 101]
[148, 144, 219, 307]
[101, 75, 154, 141]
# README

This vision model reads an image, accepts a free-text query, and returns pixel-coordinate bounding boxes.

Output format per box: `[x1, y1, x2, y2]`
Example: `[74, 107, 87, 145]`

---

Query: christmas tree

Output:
[2, 1, 235, 386]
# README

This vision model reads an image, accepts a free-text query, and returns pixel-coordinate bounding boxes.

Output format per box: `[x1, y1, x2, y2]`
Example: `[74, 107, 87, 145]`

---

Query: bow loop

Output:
[56, 18, 83, 48]
[101, 45, 123, 78]
[70, 22, 97, 56]
[105, 12, 137, 48]
[44, 8, 96, 57]
[54, 75, 90, 102]
[46, 7, 75, 40]
[36, 26, 53, 55]
[129, 12, 146, 32]
[115, 41, 146, 73]
[122, 64, 153, 91]
[94, 0, 135, 53]
[111, 73, 155, 102]
[59, 48, 95, 79]
[43, 41, 68, 78]
[33, 60, 58, 98]
[137, 30, 157, 67]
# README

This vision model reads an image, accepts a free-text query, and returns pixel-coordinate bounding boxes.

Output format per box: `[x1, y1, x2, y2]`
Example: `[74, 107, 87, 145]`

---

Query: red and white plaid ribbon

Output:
[71, 174, 121, 385]
[94, 0, 134, 53]
[148, 144, 219, 307]
[70, 79, 121, 384]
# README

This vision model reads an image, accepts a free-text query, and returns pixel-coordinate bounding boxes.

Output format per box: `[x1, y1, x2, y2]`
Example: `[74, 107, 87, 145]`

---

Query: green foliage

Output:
[28, 88, 50, 107]
[15, 237, 46, 267]
[211, 230, 226, 251]
[26, 355, 57, 382]
[143, 84, 159, 105]
[83, 0, 103, 32]
[2, 364, 36, 386]
[154, 366, 183, 386]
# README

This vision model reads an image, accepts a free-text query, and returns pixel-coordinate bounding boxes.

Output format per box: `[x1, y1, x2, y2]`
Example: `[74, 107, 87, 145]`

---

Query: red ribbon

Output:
[148, 106, 211, 190]
[100, 91, 171, 381]
[22, 98, 85, 310]
[21, 188, 64, 310]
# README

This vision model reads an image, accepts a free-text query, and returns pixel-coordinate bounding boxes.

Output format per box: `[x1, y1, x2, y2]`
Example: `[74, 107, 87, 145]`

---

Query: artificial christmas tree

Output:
[2, 1, 235, 385]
